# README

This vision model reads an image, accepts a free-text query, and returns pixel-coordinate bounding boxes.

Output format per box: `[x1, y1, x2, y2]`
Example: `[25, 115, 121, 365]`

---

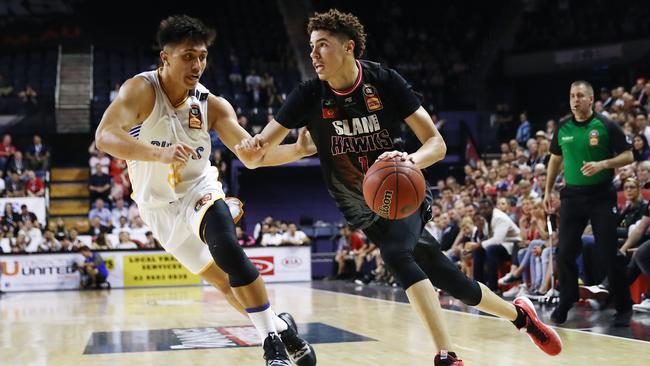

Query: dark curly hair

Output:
[156, 15, 216, 49]
[307, 9, 366, 58]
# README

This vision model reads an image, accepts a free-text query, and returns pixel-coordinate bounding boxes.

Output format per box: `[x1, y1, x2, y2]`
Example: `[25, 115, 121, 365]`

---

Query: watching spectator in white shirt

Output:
[111, 198, 129, 227]
[112, 216, 132, 235]
[281, 223, 310, 245]
[261, 225, 283, 246]
[115, 231, 139, 249]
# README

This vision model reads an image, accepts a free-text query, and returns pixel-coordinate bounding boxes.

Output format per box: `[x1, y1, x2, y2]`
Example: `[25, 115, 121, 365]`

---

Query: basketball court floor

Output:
[1, 281, 649, 365]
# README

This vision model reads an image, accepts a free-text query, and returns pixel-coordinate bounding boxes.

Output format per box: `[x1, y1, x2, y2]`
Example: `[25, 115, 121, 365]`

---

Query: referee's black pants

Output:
[558, 184, 632, 312]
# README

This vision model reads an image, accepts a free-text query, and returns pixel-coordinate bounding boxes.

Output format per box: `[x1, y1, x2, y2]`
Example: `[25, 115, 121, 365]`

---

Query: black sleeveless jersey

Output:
[275, 60, 421, 229]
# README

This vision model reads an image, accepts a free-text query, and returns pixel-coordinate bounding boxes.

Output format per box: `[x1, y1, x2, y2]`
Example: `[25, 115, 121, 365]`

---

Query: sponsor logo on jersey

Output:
[189, 103, 202, 129]
[365, 96, 383, 111]
[332, 114, 380, 136]
[561, 135, 574, 143]
[589, 129, 599, 146]
[331, 130, 394, 155]
[193, 193, 213, 212]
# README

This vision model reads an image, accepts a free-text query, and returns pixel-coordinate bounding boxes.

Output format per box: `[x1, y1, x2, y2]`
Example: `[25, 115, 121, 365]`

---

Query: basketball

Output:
[363, 157, 426, 220]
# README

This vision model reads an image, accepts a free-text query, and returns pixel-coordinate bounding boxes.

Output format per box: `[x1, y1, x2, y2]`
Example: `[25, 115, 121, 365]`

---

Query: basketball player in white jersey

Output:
[95, 15, 316, 366]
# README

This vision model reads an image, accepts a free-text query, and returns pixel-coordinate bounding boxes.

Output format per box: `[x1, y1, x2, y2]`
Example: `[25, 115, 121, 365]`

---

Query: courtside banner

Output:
[1, 254, 80, 291]
[245, 246, 311, 282]
[121, 252, 202, 287]
[0, 246, 311, 291]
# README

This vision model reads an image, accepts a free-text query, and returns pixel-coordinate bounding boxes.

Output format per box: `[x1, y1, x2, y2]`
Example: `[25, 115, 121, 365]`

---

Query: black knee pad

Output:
[200, 200, 259, 287]
[415, 232, 482, 306]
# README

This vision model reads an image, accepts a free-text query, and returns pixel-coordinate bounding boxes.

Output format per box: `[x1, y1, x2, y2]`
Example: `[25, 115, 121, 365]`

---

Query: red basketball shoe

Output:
[514, 296, 563, 356]
[434, 350, 464, 366]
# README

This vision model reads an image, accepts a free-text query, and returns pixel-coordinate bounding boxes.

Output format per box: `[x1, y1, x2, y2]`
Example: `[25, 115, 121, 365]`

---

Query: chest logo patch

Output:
[189, 103, 202, 129]
[362, 84, 383, 112]
[589, 129, 599, 146]
[322, 98, 338, 119]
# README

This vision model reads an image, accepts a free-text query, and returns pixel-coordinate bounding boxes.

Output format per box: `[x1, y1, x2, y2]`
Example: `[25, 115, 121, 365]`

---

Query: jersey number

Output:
[359, 156, 369, 173]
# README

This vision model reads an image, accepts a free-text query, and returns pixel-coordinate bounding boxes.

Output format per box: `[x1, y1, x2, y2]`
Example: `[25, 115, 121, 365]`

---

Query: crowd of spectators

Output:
[515, 0, 650, 53]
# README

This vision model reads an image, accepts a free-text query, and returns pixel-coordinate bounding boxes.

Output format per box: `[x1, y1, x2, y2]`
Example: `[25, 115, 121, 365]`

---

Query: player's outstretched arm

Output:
[210, 96, 313, 168]
[95, 77, 195, 164]
[234, 119, 316, 169]
[403, 106, 447, 169]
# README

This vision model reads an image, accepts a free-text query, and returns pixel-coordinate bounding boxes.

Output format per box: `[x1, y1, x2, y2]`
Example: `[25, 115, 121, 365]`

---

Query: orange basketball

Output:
[362, 157, 426, 220]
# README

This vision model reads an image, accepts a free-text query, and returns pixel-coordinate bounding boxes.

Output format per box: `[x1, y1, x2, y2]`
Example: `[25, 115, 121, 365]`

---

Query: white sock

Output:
[247, 302, 277, 342]
[274, 313, 289, 333]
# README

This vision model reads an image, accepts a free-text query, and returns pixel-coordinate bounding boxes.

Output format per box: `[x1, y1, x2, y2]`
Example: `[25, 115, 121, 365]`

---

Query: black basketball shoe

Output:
[278, 312, 317, 366]
[263, 333, 291, 366]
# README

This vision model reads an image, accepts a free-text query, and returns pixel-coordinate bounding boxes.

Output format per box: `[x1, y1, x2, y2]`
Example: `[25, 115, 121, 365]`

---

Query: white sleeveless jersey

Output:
[127, 70, 216, 207]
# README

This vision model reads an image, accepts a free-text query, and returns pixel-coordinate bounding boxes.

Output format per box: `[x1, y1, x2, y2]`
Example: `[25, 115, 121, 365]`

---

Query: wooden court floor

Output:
[1, 283, 649, 365]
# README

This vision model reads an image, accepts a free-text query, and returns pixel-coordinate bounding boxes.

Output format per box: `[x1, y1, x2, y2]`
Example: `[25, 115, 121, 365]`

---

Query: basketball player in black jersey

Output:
[236, 9, 561, 365]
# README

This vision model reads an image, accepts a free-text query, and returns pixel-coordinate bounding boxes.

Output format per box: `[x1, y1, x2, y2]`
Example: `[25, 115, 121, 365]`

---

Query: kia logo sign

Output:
[250, 256, 275, 275]
[282, 256, 302, 268]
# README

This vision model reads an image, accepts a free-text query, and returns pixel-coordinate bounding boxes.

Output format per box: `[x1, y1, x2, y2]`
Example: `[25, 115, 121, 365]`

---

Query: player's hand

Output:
[581, 160, 605, 176]
[543, 195, 555, 214]
[235, 135, 269, 163]
[377, 150, 415, 164]
[296, 127, 317, 157]
[158, 142, 197, 164]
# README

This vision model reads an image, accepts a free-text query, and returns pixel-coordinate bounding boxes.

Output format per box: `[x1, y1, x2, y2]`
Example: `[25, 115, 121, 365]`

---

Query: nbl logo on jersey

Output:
[362, 84, 383, 112]
[189, 103, 202, 129]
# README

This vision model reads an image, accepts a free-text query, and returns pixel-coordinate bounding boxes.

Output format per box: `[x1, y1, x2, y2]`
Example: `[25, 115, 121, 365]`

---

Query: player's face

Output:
[309, 30, 349, 80]
[161, 41, 208, 89]
[569, 85, 594, 116]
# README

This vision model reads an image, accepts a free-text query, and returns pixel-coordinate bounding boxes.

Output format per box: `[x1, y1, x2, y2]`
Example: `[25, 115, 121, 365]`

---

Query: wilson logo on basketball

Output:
[250, 257, 275, 275]
[377, 190, 393, 218]
[281, 256, 302, 268]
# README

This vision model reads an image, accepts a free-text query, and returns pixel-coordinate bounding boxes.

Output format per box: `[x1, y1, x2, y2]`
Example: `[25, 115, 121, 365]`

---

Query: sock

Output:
[512, 305, 527, 329]
[274, 313, 289, 333]
[246, 302, 277, 342]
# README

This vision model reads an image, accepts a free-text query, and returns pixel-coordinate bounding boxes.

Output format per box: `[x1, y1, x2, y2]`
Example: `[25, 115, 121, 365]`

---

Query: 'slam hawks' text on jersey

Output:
[275, 60, 424, 229]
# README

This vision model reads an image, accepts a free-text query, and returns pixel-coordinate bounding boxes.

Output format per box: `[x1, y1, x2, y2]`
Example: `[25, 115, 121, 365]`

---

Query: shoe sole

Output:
[633, 306, 650, 313]
[514, 296, 563, 356]
[578, 286, 609, 301]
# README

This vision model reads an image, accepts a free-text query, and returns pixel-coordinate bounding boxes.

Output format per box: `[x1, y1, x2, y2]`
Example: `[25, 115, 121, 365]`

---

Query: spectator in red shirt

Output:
[109, 158, 131, 201]
[333, 224, 365, 279]
[25, 170, 45, 197]
[0, 134, 16, 171]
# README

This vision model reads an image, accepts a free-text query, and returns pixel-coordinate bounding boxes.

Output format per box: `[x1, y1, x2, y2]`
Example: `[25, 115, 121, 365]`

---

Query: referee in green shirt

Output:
[545, 80, 633, 326]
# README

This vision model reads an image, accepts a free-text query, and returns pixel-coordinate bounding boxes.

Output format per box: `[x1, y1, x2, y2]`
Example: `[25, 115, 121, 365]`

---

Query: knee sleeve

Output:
[200, 200, 259, 287]
[414, 233, 482, 306]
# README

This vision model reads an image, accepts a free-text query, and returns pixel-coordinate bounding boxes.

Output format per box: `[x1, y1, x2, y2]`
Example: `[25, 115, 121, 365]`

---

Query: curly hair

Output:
[157, 14, 216, 49]
[307, 9, 366, 58]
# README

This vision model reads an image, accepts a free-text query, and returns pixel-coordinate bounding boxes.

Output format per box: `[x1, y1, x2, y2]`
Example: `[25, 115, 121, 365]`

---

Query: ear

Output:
[160, 50, 168, 66]
[346, 39, 355, 55]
